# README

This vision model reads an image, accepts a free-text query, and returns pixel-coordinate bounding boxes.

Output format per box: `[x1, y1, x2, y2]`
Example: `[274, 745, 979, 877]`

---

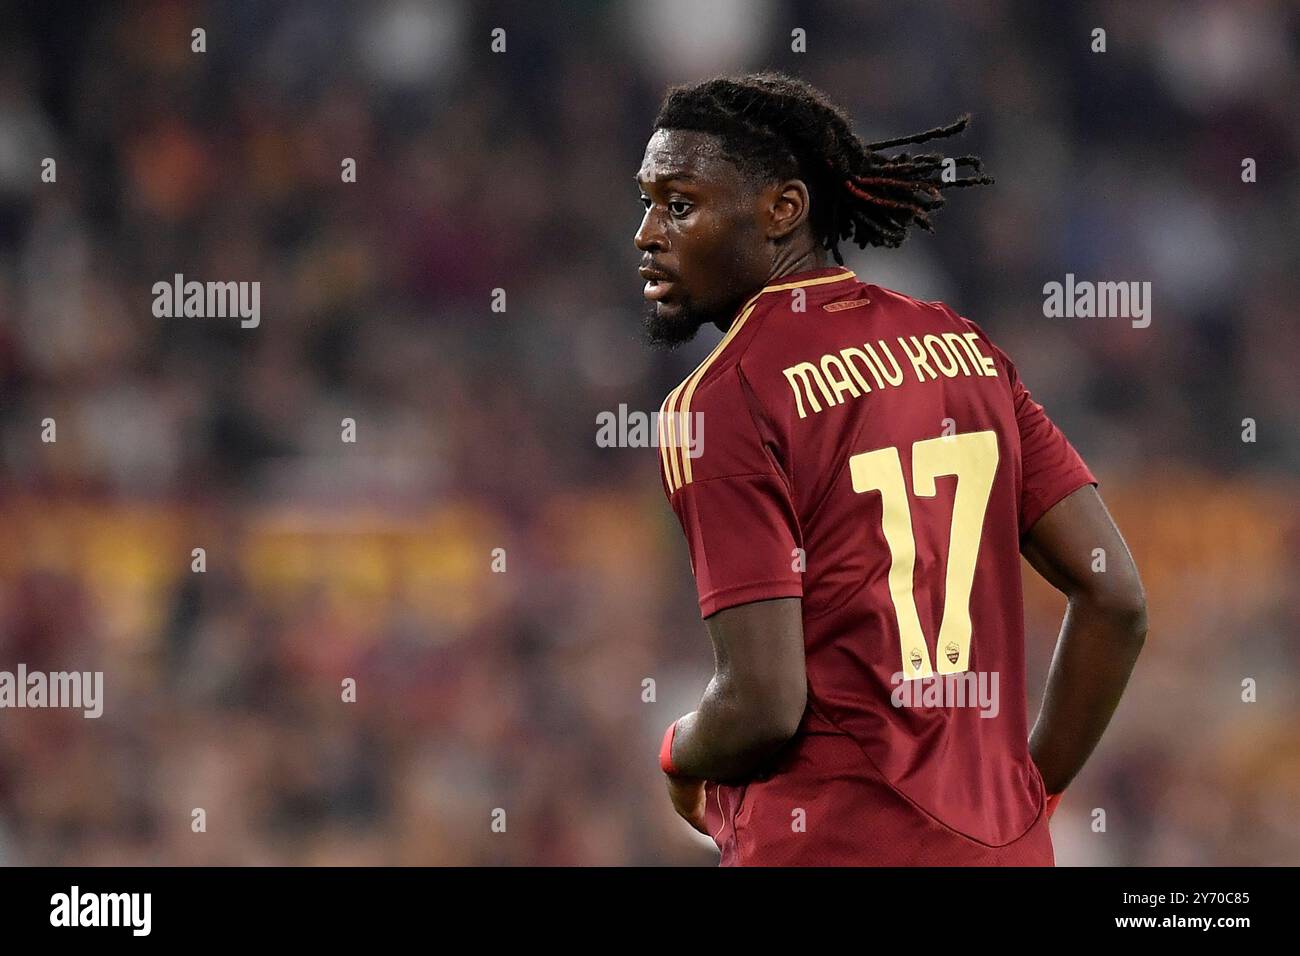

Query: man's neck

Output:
[710, 250, 838, 333]
[766, 248, 830, 284]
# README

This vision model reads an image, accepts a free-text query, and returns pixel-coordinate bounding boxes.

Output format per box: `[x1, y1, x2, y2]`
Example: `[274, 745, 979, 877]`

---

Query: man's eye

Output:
[668, 200, 692, 216]
[639, 195, 651, 209]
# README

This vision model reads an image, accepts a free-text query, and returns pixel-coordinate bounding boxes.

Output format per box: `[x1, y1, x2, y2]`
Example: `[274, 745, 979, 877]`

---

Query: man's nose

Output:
[634, 209, 665, 252]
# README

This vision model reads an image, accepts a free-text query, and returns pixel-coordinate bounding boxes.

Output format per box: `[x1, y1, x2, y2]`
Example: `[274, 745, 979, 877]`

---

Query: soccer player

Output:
[637, 73, 1147, 865]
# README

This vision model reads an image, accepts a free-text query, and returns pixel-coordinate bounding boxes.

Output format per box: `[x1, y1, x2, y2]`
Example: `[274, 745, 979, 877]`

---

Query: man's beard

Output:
[641, 298, 725, 351]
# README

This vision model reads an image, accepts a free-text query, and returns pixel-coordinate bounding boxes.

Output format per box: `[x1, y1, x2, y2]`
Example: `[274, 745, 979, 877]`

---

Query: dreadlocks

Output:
[652, 71, 993, 265]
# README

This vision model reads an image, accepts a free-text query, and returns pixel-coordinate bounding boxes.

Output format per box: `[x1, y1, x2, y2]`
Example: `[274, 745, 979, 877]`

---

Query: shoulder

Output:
[900, 292, 999, 347]
[658, 358, 766, 495]
[657, 287, 794, 494]
[872, 285, 991, 336]
[900, 291, 1012, 379]
[658, 273, 810, 443]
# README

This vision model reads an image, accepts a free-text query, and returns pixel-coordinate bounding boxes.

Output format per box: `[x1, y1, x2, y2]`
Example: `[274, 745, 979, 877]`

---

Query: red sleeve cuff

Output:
[1021, 477, 1097, 538]
[699, 581, 804, 619]
[659, 719, 681, 776]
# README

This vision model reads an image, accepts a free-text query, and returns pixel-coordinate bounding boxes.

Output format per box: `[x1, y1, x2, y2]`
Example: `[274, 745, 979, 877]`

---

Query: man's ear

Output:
[766, 179, 811, 241]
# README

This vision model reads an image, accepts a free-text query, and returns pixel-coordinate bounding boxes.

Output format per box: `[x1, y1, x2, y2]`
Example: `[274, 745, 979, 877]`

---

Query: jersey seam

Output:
[735, 362, 796, 500]
[1020, 474, 1097, 541]
[700, 581, 803, 615]
[666, 471, 778, 496]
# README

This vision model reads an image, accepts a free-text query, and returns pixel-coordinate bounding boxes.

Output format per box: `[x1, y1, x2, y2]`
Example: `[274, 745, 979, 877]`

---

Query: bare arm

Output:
[667, 597, 807, 784]
[1022, 484, 1147, 794]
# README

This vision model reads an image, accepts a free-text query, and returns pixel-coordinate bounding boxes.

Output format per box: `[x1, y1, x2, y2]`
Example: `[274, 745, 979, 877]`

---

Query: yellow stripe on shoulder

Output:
[658, 383, 684, 494]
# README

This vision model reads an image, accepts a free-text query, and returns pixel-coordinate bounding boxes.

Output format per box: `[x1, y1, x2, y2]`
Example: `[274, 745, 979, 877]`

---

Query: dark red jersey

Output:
[656, 265, 1096, 865]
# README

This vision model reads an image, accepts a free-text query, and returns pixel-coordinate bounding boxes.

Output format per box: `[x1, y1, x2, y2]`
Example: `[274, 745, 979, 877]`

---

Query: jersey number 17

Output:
[849, 430, 999, 680]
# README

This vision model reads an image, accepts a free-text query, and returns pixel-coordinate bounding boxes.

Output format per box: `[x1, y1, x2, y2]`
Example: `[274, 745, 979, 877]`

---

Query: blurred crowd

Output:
[0, 0, 1296, 864]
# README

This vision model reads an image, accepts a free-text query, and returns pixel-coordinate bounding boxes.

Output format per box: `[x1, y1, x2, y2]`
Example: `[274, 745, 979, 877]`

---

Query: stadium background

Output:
[0, 1, 1295, 865]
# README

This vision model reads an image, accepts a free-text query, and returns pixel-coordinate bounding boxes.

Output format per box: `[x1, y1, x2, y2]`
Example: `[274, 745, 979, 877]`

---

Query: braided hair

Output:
[652, 71, 993, 264]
